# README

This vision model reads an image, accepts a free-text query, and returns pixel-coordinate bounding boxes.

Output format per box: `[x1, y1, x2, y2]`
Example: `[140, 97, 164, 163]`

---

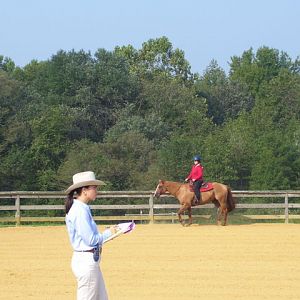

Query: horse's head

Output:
[154, 180, 167, 198]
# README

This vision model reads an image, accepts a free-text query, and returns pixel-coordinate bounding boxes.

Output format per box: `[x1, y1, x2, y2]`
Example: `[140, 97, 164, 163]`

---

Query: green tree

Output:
[248, 69, 300, 189]
[0, 146, 36, 190]
[155, 134, 198, 181]
[101, 131, 155, 190]
[115, 36, 195, 83]
[104, 105, 170, 146]
[255, 70, 300, 129]
[0, 71, 26, 141]
[249, 126, 300, 190]
[27, 105, 79, 189]
[196, 60, 254, 124]
[57, 139, 110, 190]
[0, 55, 15, 73]
[229, 46, 296, 96]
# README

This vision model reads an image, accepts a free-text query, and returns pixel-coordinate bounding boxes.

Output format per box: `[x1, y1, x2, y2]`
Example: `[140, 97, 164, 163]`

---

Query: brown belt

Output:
[75, 249, 95, 253]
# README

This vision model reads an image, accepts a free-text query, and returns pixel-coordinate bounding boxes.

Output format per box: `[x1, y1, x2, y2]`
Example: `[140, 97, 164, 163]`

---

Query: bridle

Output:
[154, 183, 164, 198]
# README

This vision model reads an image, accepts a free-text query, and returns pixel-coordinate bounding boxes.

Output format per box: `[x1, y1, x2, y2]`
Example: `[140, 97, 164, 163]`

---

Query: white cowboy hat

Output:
[65, 171, 106, 194]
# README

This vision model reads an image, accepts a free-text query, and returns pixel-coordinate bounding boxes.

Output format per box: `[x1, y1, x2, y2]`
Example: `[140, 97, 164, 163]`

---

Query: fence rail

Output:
[0, 190, 300, 225]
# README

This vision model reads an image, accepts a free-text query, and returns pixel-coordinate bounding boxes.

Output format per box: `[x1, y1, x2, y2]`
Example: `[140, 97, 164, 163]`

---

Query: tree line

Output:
[0, 36, 299, 192]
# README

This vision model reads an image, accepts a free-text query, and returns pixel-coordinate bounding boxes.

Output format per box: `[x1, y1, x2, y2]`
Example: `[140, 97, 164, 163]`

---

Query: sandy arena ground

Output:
[1, 223, 300, 300]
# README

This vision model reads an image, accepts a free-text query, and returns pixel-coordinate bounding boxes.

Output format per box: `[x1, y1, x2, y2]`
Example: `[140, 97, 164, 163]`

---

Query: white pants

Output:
[71, 252, 108, 300]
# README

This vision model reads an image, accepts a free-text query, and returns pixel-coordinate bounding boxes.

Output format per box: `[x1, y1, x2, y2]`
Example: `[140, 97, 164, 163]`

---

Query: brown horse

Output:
[154, 180, 235, 226]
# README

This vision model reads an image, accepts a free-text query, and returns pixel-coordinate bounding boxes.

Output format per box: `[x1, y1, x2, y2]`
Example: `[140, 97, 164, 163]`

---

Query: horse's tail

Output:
[226, 187, 236, 213]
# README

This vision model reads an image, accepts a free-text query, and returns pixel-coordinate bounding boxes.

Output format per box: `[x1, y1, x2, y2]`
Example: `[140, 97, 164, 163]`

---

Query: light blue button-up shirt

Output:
[65, 199, 112, 251]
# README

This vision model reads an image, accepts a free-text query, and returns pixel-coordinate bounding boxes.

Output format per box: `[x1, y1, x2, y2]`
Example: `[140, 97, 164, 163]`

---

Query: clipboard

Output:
[103, 221, 135, 244]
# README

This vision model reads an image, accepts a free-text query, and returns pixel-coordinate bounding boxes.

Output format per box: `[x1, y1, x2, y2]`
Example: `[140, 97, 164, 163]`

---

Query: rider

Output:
[185, 155, 204, 204]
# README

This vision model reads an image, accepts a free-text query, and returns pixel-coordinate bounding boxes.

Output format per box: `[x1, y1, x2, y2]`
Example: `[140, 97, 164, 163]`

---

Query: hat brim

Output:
[65, 180, 106, 194]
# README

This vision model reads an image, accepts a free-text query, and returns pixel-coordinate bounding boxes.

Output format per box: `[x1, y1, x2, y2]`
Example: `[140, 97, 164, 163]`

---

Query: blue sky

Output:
[1, 0, 299, 74]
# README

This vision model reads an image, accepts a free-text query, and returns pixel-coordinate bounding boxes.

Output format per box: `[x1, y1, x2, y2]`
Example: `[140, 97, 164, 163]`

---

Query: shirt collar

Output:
[74, 199, 89, 208]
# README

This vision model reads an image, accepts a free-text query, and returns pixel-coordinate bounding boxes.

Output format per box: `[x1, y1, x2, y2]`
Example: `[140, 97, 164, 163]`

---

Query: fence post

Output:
[15, 195, 21, 226]
[284, 194, 289, 224]
[149, 194, 154, 224]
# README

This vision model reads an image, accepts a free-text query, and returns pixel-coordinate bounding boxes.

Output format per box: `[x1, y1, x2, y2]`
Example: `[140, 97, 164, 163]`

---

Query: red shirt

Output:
[187, 164, 204, 181]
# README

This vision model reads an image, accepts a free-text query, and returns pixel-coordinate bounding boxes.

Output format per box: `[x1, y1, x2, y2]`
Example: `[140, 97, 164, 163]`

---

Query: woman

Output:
[185, 155, 204, 204]
[65, 171, 117, 300]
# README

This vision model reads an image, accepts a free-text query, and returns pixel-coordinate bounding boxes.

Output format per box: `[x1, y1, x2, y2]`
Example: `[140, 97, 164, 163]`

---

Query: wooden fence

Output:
[0, 190, 300, 225]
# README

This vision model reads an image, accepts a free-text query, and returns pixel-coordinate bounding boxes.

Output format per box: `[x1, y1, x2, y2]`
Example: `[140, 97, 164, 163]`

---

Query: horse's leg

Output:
[177, 205, 188, 226]
[217, 207, 222, 225]
[213, 183, 233, 226]
[222, 207, 228, 226]
[187, 207, 192, 226]
[215, 189, 228, 226]
[217, 205, 228, 226]
[177, 205, 184, 226]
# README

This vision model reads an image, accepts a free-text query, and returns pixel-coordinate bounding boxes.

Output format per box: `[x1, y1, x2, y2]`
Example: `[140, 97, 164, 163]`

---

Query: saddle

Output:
[188, 181, 213, 192]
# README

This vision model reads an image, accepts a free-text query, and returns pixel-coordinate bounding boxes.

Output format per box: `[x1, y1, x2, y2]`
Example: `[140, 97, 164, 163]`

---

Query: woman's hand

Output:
[109, 225, 121, 235]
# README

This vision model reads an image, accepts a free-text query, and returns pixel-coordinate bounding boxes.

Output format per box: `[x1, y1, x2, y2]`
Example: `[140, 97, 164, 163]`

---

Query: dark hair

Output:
[65, 187, 83, 214]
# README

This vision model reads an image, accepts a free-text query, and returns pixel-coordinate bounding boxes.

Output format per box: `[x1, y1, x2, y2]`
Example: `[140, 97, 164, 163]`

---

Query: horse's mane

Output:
[162, 180, 187, 196]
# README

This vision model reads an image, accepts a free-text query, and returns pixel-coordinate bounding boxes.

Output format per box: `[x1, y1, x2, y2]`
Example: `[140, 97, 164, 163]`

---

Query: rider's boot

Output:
[195, 191, 201, 205]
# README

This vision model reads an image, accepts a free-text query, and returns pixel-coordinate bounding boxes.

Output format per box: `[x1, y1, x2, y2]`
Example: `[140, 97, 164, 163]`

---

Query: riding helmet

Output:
[193, 155, 201, 161]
